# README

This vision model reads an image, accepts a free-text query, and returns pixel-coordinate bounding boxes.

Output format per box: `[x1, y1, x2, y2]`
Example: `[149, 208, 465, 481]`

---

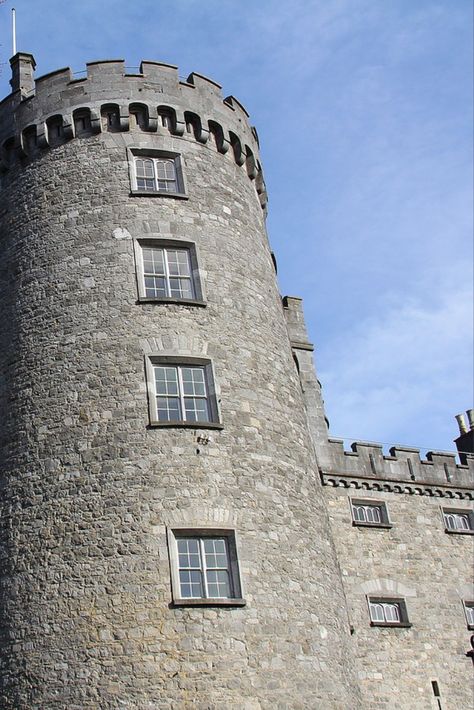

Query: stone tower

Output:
[0, 54, 361, 708]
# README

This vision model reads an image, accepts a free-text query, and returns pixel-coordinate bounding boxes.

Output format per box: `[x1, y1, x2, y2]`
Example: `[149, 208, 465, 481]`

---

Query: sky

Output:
[0, 0, 472, 456]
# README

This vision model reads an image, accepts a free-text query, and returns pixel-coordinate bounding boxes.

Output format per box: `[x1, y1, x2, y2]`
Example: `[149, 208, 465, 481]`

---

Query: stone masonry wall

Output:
[0, 60, 361, 709]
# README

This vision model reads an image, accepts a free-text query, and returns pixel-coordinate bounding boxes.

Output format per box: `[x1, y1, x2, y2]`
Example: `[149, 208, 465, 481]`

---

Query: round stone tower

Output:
[0, 54, 361, 708]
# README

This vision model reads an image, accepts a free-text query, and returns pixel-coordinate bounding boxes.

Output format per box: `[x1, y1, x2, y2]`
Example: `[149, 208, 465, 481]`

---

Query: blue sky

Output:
[0, 0, 472, 455]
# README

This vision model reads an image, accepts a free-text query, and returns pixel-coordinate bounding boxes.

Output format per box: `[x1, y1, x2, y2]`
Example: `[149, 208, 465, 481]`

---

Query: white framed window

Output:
[351, 499, 390, 527]
[129, 149, 186, 196]
[464, 601, 474, 629]
[168, 528, 245, 606]
[368, 598, 410, 627]
[145, 357, 221, 428]
[442, 508, 474, 534]
[143, 245, 193, 298]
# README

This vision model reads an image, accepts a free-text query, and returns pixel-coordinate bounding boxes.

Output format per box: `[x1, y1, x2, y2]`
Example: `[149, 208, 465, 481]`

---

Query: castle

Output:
[0, 52, 472, 709]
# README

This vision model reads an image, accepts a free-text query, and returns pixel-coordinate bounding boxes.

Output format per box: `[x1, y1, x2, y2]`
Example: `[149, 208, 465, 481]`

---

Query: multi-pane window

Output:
[443, 510, 473, 532]
[353, 504, 382, 524]
[351, 500, 390, 527]
[154, 365, 210, 423]
[135, 156, 180, 193]
[142, 246, 194, 300]
[464, 602, 474, 629]
[369, 599, 409, 626]
[168, 529, 245, 606]
[177, 537, 232, 599]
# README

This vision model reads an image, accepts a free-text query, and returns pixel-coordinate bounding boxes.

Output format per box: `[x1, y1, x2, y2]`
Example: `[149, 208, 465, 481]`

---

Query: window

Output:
[134, 240, 204, 305]
[146, 358, 221, 428]
[351, 499, 391, 528]
[442, 508, 474, 534]
[130, 150, 185, 196]
[368, 598, 410, 627]
[464, 601, 474, 629]
[143, 246, 193, 299]
[168, 528, 245, 606]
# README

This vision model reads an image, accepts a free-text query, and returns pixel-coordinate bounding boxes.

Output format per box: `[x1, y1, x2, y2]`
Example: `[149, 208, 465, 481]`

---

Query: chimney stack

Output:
[454, 410, 474, 463]
[10, 52, 36, 97]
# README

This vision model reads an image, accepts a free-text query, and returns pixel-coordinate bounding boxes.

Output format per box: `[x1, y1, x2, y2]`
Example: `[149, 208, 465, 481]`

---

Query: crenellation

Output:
[0, 55, 265, 204]
[321, 438, 474, 494]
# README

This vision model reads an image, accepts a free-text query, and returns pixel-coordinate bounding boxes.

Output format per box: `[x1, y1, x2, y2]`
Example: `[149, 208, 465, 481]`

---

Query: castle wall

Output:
[0, 58, 361, 709]
[323, 480, 474, 709]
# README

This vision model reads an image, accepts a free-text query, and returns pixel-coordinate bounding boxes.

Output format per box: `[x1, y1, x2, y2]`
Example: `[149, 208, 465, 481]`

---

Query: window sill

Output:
[138, 297, 206, 307]
[172, 598, 246, 607]
[352, 522, 392, 529]
[148, 421, 224, 430]
[130, 190, 188, 200]
[444, 528, 474, 535]
[370, 622, 412, 628]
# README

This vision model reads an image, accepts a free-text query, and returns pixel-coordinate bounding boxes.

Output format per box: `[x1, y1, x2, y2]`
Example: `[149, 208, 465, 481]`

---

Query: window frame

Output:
[167, 527, 246, 607]
[463, 601, 474, 630]
[442, 507, 474, 535]
[367, 597, 411, 628]
[128, 148, 187, 198]
[133, 238, 205, 306]
[145, 356, 223, 429]
[350, 499, 391, 529]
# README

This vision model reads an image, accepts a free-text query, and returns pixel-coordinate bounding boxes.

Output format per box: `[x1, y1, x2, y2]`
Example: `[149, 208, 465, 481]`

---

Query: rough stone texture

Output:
[323, 484, 474, 709]
[0, 57, 361, 709]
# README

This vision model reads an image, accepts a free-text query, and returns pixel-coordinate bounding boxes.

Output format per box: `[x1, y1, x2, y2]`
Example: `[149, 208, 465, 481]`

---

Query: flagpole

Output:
[12, 7, 17, 56]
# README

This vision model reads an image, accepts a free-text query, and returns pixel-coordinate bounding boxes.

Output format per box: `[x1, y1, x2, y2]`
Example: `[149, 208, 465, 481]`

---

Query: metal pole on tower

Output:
[12, 7, 17, 56]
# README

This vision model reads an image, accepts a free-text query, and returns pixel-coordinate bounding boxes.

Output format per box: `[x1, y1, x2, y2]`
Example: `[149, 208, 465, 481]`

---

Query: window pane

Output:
[204, 538, 229, 569]
[178, 539, 202, 568]
[466, 605, 474, 625]
[179, 569, 203, 598]
[154, 367, 179, 395]
[206, 569, 231, 598]
[384, 604, 400, 622]
[369, 603, 385, 622]
[353, 506, 365, 522]
[181, 368, 206, 396]
[156, 160, 176, 180]
[366, 506, 381, 523]
[184, 398, 210, 423]
[144, 276, 167, 297]
[169, 277, 193, 299]
[167, 250, 191, 277]
[156, 396, 181, 421]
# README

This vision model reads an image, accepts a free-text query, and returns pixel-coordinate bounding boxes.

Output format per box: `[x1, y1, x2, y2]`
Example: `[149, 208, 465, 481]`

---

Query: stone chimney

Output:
[454, 409, 474, 463]
[10, 52, 36, 97]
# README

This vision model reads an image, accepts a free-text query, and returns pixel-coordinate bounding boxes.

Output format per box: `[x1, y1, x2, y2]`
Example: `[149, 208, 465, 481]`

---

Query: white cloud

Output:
[319, 284, 473, 451]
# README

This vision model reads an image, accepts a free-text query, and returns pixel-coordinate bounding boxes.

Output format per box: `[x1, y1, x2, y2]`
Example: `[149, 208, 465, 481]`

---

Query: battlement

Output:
[321, 439, 474, 498]
[0, 54, 267, 208]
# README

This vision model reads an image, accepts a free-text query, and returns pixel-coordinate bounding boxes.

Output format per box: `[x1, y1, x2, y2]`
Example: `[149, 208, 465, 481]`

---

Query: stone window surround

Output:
[133, 236, 206, 307]
[441, 506, 474, 535]
[367, 596, 411, 628]
[145, 354, 223, 430]
[167, 527, 246, 607]
[350, 498, 392, 529]
[128, 147, 188, 198]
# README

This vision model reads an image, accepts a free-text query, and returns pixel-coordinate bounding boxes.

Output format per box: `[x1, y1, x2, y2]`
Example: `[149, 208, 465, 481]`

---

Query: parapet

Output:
[321, 439, 474, 499]
[0, 53, 267, 209]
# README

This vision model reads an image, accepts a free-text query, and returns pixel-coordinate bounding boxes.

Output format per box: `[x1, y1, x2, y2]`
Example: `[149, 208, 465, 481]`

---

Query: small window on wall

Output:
[368, 598, 411, 627]
[442, 508, 474, 534]
[351, 500, 391, 528]
[168, 528, 245, 606]
[145, 358, 222, 429]
[464, 601, 474, 630]
[130, 149, 186, 197]
[135, 241, 204, 304]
